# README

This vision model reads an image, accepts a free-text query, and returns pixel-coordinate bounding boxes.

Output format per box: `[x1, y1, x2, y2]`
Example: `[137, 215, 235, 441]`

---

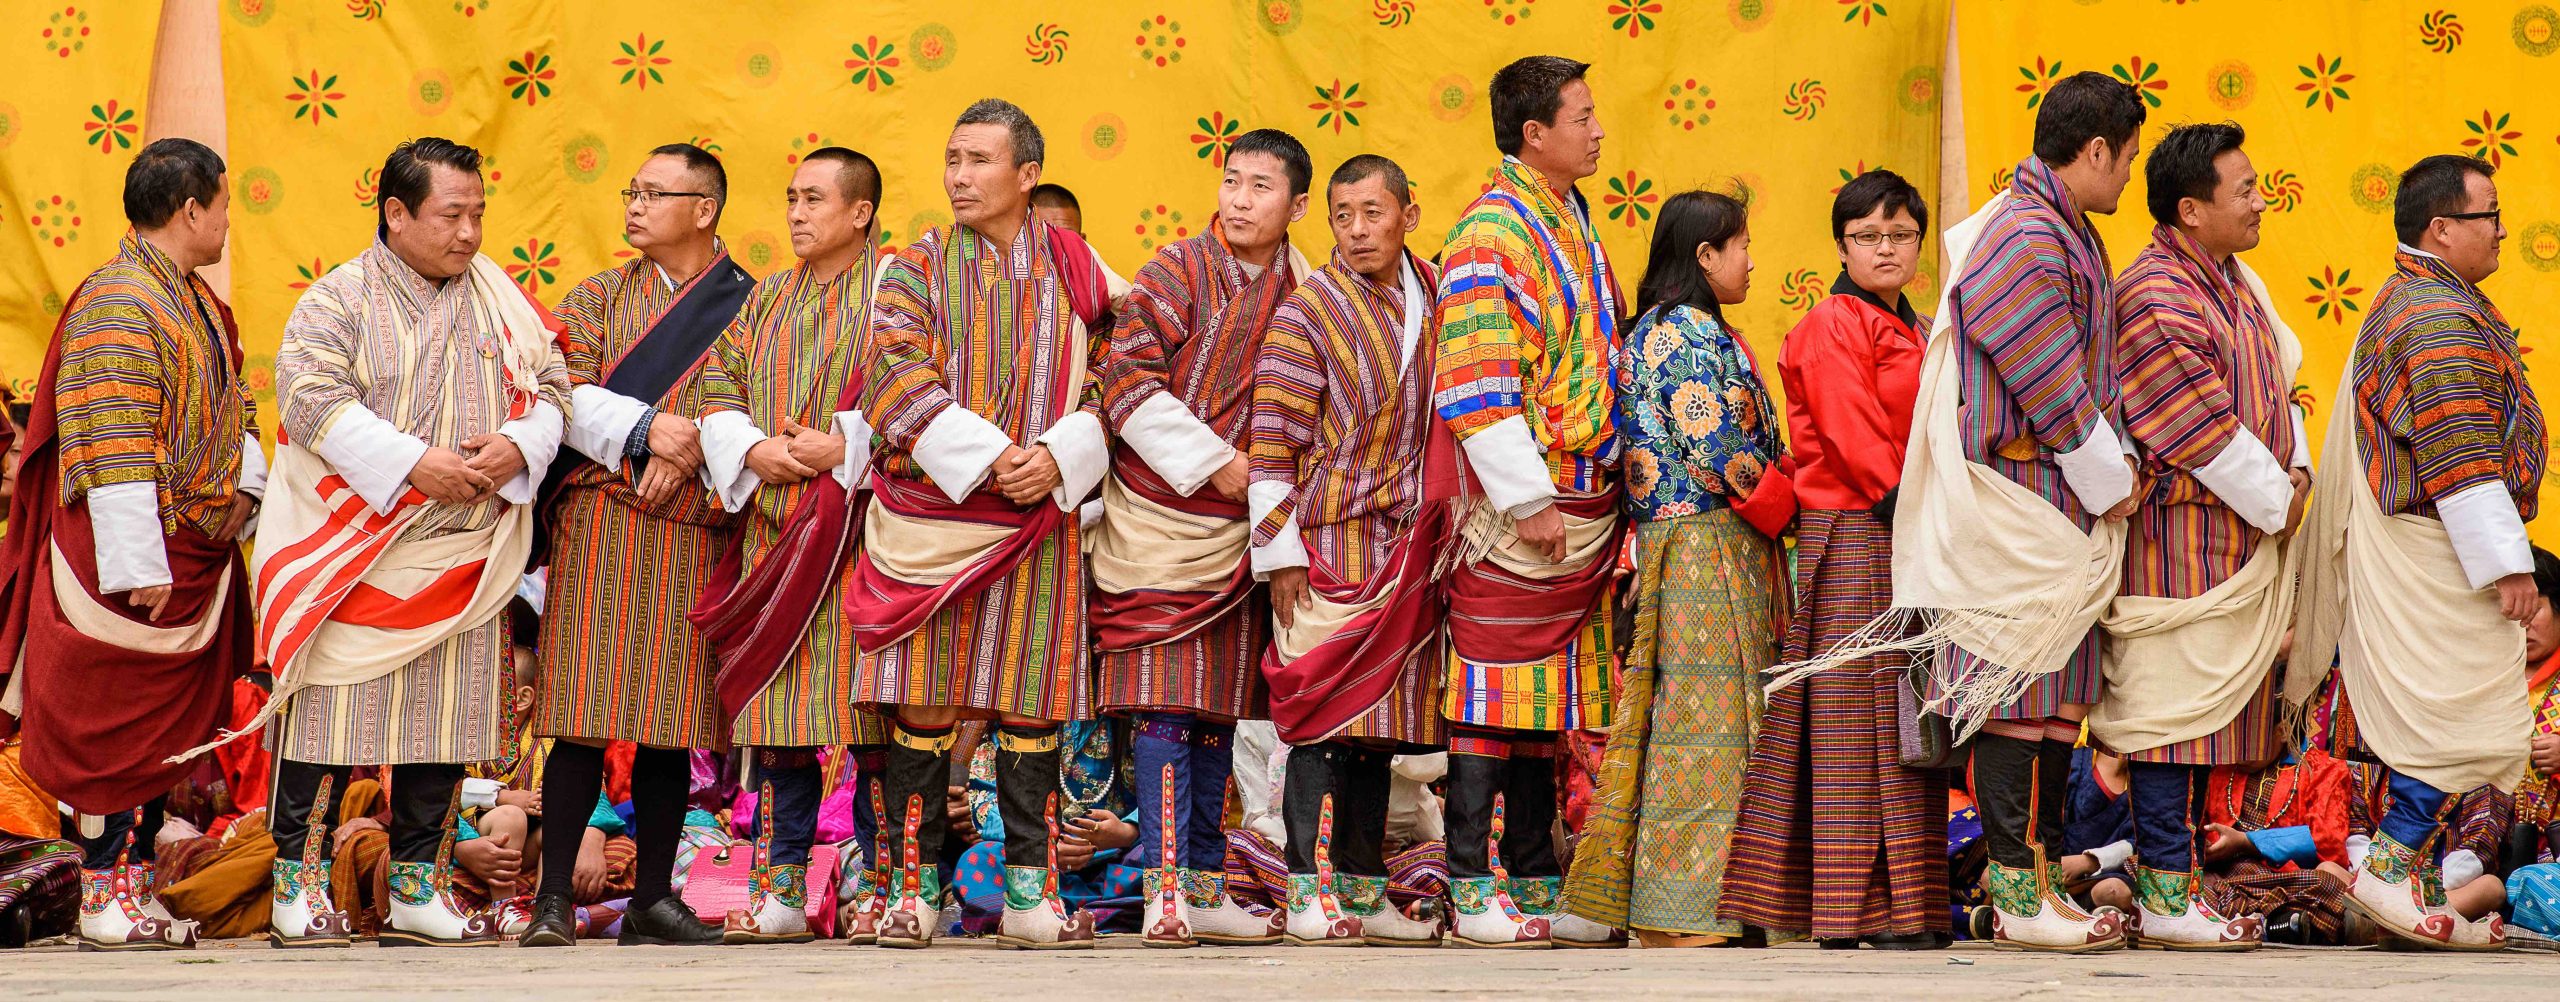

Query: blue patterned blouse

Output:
[1613, 302, 1787, 523]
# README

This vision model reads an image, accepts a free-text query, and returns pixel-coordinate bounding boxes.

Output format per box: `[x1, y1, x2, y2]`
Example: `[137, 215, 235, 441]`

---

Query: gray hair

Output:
[955, 98, 1044, 167]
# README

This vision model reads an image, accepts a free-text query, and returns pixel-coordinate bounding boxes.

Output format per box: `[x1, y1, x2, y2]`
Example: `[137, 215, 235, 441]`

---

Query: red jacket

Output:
[1779, 276, 1925, 511]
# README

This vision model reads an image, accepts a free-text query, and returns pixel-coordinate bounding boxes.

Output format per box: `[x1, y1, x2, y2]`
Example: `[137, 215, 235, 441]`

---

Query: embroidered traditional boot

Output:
[382, 861, 501, 947]
[878, 791, 941, 949]
[2343, 831, 2462, 948]
[1284, 794, 1360, 946]
[1985, 856, 2123, 953]
[2130, 865, 2260, 951]
[993, 727, 1093, 950]
[2415, 850, 2507, 952]
[723, 780, 815, 944]
[1510, 876, 1625, 948]
[842, 777, 891, 946]
[1138, 762, 1197, 947]
[77, 856, 196, 951]
[1184, 867, 1283, 944]
[995, 794, 1095, 951]
[877, 723, 955, 949]
[268, 860, 353, 949]
[1446, 793, 1549, 949]
[1339, 874, 1440, 947]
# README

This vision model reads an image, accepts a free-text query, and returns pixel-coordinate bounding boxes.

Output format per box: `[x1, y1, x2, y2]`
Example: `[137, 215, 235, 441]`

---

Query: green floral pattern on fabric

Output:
[2365, 832, 2422, 885]
[755, 863, 807, 907]
[388, 861, 439, 906]
[1985, 860, 2044, 917]
[1508, 875, 1563, 915]
[1003, 865, 1052, 911]
[1285, 873, 1325, 914]
[2133, 865, 2192, 915]
[1337, 874, 1389, 915]
[1450, 875, 1505, 916]
[1177, 866, 1228, 909]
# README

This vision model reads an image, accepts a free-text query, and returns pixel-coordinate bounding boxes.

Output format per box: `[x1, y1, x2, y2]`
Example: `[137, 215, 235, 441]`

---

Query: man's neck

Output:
[1360, 251, 1403, 290]
[2052, 161, 2108, 218]
[2171, 225, 2236, 268]
[971, 210, 1026, 256]
[1517, 154, 1580, 200]
[135, 228, 199, 274]
[645, 237, 717, 287]
[1231, 235, 1282, 272]
[802, 237, 867, 283]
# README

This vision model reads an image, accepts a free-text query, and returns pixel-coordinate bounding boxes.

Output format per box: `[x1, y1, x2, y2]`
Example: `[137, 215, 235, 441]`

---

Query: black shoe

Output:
[2260, 908, 2311, 947]
[618, 896, 724, 946]
[1818, 937, 1863, 950]
[518, 894, 577, 948]
[1866, 931, 1945, 951]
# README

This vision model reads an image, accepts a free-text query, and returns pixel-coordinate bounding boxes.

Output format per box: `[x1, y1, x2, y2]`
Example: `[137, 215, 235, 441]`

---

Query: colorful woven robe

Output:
[1431, 156, 1624, 731]
[2107, 226, 2294, 765]
[1251, 250, 1447, 745]
[538, 254, 753, 749]
[1090, 232, 1294, 720]
[1, 232, 256, 814]
[262, 244, 571, 766]
[693, 258, 879, 748]
[853, 217, 1105, 721]
[2351, 251, 2544, 526]
[1934, 156, 2122, 720]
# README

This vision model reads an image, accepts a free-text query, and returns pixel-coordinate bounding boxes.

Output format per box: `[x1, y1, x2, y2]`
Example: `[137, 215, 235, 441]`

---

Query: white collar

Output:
[2396, 242, 2445, 263]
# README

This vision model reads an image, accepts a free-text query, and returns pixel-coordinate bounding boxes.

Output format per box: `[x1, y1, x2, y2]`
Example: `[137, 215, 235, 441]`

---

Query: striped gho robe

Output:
[852, 215, 1113, 721]
[2352, 250, 2544, 535]
[537, 252, 755, 750]
[1, 232, 261, 814]
[1936, 155, 2127, 720]
[1089, 232, 1300, 720]
[261, 242, 570, 766]
[691, 257, 880, 748]
[2106, 225, 2303, 765]
[1249, 249, 1447, 745]
[1430, 156, 1625, 732]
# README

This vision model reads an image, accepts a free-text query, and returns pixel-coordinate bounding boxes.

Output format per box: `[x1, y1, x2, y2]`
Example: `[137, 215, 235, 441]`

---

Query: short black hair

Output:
[2535, 546, 2560, 612]
[2395, 154, 2495, 246]
[377, 136, 482, 240]
[799, 146, 882, 207]
[954, 98, 1044, 166]
[1228, 129, 1313, 198]
[2033, 71, 2147, 168]
[1490, 55, 1591, 158]
[124, 138, 226, 229]
[1327, 154, 1412, 207]
[1630, 190, 1748, 326]
[647, 142, 727, 227]
[2143, 123, 2249, 228]
[1029, 183, 1081, 211]
[1830, 168, 1928, 242]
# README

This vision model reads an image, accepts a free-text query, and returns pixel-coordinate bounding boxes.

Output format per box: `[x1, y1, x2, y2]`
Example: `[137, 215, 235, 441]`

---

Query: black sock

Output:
[2036, 737, 2075, 864]
[389, 763, 466, 864]
[270, 760, 353, 863]
[629, 745, 689, 910]
[885, 722, 954, 878]
[536, 741, 606, 900]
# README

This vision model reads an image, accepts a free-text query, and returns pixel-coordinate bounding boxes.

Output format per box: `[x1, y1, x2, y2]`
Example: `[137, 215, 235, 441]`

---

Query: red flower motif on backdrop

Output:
[1831, 160, 1876, 195]
[615, 33, 670, 90]
[2256, 169, 2304, 212]
[1373, 0, 1415, 27]
[2304, 267, 2364, 325]
[1191, 112, 1240, 166]
[846, 36, 899, 91]
[1602, 171, 1658, 227]
[287, 70, 344, 125]
[1608, 2, 1662, 36]
[346, 0, 383, 20]
[2461, 110, 2523, 167]
[503, 50, 556, 106]
[2110, 56, 2167, 108]
[2296, 54, 2355, 111]
[1309, 79, 1366, 134]
[2419, 10, 2464, 53]
[1839, 0, 1887, 26]
[1778, 269, 1827, 312]
[289, 256, 334, 291]
[1025, 23, 1069, 65]
[2016, 57, 2064, 109]
[1784, 79, 1828, 121]
[353, 167, 380, 208]
[83, 99, 137, 153]
[507, 239, 561, 294]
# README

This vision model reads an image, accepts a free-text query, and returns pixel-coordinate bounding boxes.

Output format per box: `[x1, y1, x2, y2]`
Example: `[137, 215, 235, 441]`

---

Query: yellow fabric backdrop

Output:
[0, 1, 164, 399]
[1957, 0, 2560, 541]
[204, 0, 1943, 426]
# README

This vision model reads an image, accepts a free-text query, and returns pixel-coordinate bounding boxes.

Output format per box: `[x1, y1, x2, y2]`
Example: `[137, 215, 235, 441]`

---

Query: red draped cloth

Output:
[0, 299, 251, 814]
[1088, 454, 1255, 653]
[1261, 499, 1447, 744]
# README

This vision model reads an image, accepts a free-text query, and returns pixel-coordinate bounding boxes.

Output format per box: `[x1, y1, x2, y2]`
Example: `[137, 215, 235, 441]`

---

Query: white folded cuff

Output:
[1247, 479, 1307, 578]
[1078, 499, 1104, 534]
[235, 431, 269, 499]
[2439, 480, 2533, 590]
[2053, 419, 2135, 515]
[1457, 413, 1556, 518]
[1035, 410, 1109, 512]
[2192, 430, 2294, 535]
[2088, 839, 2134, 874]
[696, 410, 766, 513]
[2290, 404, 2313, 470]
[2347, 834, 2372, 868]
[831, 410, 873, 491]
[311, 402, 430, 514]
[2444, 849, 2486, 891]
[495, 400, 566, 505]
[565, 383, 651, 472]
[87, 480, 171, 594]
[1119, 390, 1235, 497]
[913, 405, 1014, 504]
[458, 777, 503, 812]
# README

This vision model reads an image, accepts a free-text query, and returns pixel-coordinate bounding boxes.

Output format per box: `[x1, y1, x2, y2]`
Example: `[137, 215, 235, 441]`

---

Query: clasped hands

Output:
[408, 432, 527, 505]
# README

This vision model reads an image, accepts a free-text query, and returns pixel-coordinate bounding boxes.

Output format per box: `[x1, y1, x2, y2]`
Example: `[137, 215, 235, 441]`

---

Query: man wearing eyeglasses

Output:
[2089, 122, 2302, 951]
[2299, 153, 2539, 952]
[517, 142, 755, 948]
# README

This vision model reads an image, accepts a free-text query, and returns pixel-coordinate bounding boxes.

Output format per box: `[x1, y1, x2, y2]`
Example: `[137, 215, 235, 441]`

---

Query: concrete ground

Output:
[7, 937, 2560, 1001]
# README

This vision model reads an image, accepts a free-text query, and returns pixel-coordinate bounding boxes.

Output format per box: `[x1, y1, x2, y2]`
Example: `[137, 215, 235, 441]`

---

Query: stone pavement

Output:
[7, 938, 2560, 1001]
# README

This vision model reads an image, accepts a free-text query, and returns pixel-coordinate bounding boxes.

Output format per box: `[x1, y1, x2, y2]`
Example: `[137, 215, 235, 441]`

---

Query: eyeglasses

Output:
[1844, 230, 1924, 248]
[621, 189, 714, 207]
[2440, 209, 2502, 226]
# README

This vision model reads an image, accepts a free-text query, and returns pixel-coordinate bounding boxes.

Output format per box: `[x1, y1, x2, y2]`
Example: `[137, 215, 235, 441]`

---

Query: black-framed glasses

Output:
[1845, 230, 1924, 248]
[621, 189, 714, 207]
[2440, 209, 2502, 225]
